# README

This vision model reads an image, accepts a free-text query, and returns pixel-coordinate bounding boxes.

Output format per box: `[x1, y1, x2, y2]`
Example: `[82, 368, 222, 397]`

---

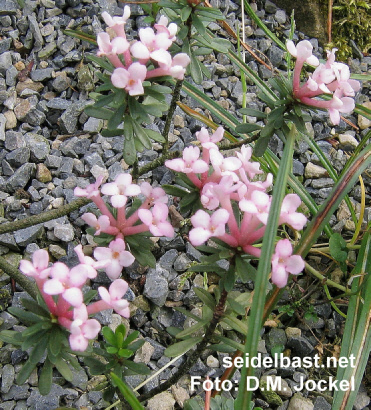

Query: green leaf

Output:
[187, 263, 227, 275]
[235, 123, 262, 133]
[238, 108, 267, 118]
[329, 233, 348, 263]
[221, 269, 235, 292]
[158, 0, 183, 8]
[110, 373, 145, 410]
[210, 38, 231, 53]
[192, 14, 206, 35]
[54, 358, 73, 382]
[85, 105, 113, 120]
[22, 329, 49, 351]
[29, 336, 48, 365]
[86, 54, 114, 72]
[22, 321, 49, 338]
[180, 6, 192, 21]
[0, 330, 23, 345]
[93, 92, 116, 108]
[17, 359, 38, 385]
[123, 116, 136, 165]
[64, 30, 97, 45]
[175, 320, 208, 339]
[107, 103, 126, 130]
[193, 288, 216, 310]
[235, 255, 256, 282]
[254, 137, 271, 157]
[107, 346, 118, 354]
[122, 360, 151, 375]
[127, 339, 145, 352]
[132, 120, 152, 150]
[21, 298, 50, 318]
[118, 348, 133, 358]
[162, 184, 190, 197]
[164, 337, 203, 357]
[84, 356, 107, 375]
[8, 307, 44, 325]
[39, 359, 53, 395]
[190, 52, 203, 84]
[145, 129, 166, 143]
[221, 315, 248, 335]
[102, 326, 116, 346]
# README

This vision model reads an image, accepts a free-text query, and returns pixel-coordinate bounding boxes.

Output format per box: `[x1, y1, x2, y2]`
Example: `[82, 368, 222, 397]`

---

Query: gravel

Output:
[0, 0, 370, 408]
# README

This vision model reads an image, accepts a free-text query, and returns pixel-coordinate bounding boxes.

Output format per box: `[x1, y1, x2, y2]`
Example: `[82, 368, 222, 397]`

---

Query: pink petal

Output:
[189, 227, 211, 246]
[191, 210, 211, 229]
[286, 255, 305, 275]
[130, 41, 150, 60]
[118, 251, 135, 267]
[128, 62, 147, 81]
[98, 286, 111, 304]
[63, 288, 83, 307]
[101, 182, 120, 196]
[111, 68, 129, 89]
[111, 195, 127, 208]
[192, 159, 209, 174]
[82, 319, 101, 339]
[275, 239, 293, 258]
[116, 307, 130, 318]
[19, 260, 37, 277]
[286, 40, 297, 57]
[156, 221, 174, 237]
[165, 158, 185, 172]
[105, 260, 123, 280]
[172, 53, 191, 68]
[94, 247, 113, 261]
[272, 265, 289, 288]
[211, 209, 230, 226]
[44, 278, 65, 295]
[81, 213, 98, 227]
[69, 334, 88, 351]
[109, 279, 128, 299]
[138, 209, 154, 226]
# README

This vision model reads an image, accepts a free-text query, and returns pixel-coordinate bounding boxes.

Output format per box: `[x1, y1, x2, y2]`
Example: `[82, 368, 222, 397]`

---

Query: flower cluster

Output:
[74, 173, 174, 279]
[166, 127, 306, 287]
[19, 247, 130, 351]
[98, 7, 190, 96]
[287, 40, 360, 125]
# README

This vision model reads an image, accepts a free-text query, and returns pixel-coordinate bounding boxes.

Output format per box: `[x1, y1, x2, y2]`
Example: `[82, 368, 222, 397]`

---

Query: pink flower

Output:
[98, 279, 130, 317]
[140, 182, 167, 205]
[138, 203, 174, 237]
[196, 126, 224, 150]
[101, 7, 130, 37]
[69, 304, 101, 351]
[209, 149, 242, 182]
[189, 209, 230, 246]
[74, 244, 108, 273]
[236, 145, 263, 180]
[154, 15, 178, 41]
[81, 213, 118, 236]
[94, 238, 135, 280]
[165, 146, 209, 174]
[74, 175, 104, 199]
[19, 249, 49, 279]
[200, 182, 220, 210]
[111, 63, 147, 96]
[271, 239, 305, 288]
[130, 27, 173, 61]
[279, 194, 307, 230]
[146, 50, 190, 80]
[286, 40, 319, 66]
[239, 190, 271, 225]
[101, 173, 141, 208]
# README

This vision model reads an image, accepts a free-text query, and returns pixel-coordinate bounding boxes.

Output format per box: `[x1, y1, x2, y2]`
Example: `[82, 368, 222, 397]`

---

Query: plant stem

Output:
[162, 80, 183, 154]
[0, 198, 91, 235]
[305, 262, 349, 293]
[0, 256, 38, 299]
[138, 290, 228, 403]
[235, 125, 297, 409]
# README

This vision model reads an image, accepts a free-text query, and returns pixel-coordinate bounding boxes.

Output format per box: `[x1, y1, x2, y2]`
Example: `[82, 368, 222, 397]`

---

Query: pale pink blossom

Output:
[130, 27, 173, 61]
[111, 63, 147, 96]
[189, 209, 229, 246]
[81, 213, 118, 236]
[19, 249, 49, 279]
[286, 40, 320, 66]
[101, 7, 130, 37]
[165, 146, 209, 174]
[200, 182, 220, 210]
[74, 175, 104, 199]
[196, 126, 224, 150]
[239, 190, 271, 225]
[94, 238, 135, 280]
[146, 50, 190, 80]
[140, 182, 167, 205]
[209, 149, 242, 182]
[138, 203, 174, 237]
[98, 279, 130, 317]
[101, 173, 141, 208]
[279, 194, 307, 230]
[74, 244, 109, 274]
[236, 145, 263, 180]
[154, 16, 178, 41]
[271, 239, 305, 288]
[69, 304, 101, 351]
[97, 33, 129, 68]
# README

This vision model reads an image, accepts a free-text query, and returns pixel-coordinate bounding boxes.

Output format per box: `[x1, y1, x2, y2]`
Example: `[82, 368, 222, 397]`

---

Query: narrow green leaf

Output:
[162, 184, 190, 197]
[21, 298, 50, 318]
[123, 116, 136, 165]
[180, 5, 192, 21]
[39, 358, 53, 395]
[86, 54, 114, 71]
[17, 359, 38, 385]
[132, 120, 152, 150]
[54, 358, 73, 382]
[110, 373, 145, 410]
[102, 326, 116, 346]
[0, 330, 23, 345]
[175, 320, 208, 339]
[238, 108, 267, 118]
[164, 337, 203, 357]
[107, 103, 126, 130]
[193, 287, 216, 310]
[122, 360, 151, 374]
[235, 123, 262, 133]
[8, 307, 44, 324]
[85, 105, 113, 120]
[145, 129, 166, 143]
